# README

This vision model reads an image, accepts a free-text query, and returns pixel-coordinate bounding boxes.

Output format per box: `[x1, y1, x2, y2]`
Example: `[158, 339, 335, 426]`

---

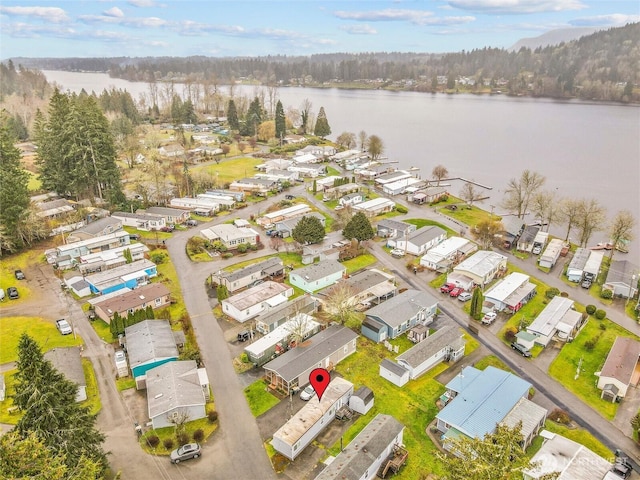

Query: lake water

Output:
[44, 70, 640, 264]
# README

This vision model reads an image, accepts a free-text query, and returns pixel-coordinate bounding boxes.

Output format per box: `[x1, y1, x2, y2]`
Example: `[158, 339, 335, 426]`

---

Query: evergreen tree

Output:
[312, 179, 317, 195]
[13, 334, 107, 474]
[0, 115, 30, 252]
[217, 284, 229, 302]
[292, 215, 326, 245]
[227, 99, 239, 131]
[314, 106, 331, 138]
[244, 97, 263, 137]
[343, 212, 374, 244]
[275, 100, 286, 142]
[123, 247, 133, 264]
[470, 287, 483, 319]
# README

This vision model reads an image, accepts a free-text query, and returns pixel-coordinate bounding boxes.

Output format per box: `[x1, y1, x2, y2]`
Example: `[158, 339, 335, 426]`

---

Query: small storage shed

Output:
[349, 386, 374, 415]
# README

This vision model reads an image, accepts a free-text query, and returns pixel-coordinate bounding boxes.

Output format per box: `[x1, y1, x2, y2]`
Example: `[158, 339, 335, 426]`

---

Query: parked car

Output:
[581, 279, 592, 289]
[458, 292, 473, 302]
[129, 233, 140, 240]
[511, 342, 532, 357]
[160, 225, 174, 232]
[481, 311, 497, 325]
[611, 460, 632, 478]
[299, 384, 315, 401]
[186, 219, 198, 227]
[0, 288, 5, 301]
[114, 350, 126, 364]
[14, 269, 25, 280]
[532, 245, 543, 255]
[449, 287, 464, 298]
[440, 283, 455, 294]
[7, 287, 19, 300]
[170, 443, 201, 464]
[390, 248, 405, 258]
[237, 330, 252, 342]
[285, 194, 295, 200]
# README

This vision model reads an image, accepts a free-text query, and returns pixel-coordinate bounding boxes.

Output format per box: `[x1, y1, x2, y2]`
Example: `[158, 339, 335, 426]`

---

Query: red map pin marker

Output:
[309, 368, 331, 402]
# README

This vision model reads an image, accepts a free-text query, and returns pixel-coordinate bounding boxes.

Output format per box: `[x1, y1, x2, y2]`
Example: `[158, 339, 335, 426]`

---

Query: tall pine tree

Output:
[314, 106, 331, 138]
[13, 334, 108, 474]
[275, 100, 286, 142]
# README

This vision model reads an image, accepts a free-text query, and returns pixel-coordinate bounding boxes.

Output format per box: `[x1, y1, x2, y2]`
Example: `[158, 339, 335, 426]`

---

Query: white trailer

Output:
[583, 251, 604, 280]
[531, 231, 549, 255]
[566, 247, 590, 282]
[539, 238, 564, 269]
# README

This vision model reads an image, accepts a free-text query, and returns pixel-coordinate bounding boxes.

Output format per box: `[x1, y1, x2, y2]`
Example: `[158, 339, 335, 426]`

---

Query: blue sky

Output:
[1, 1, 638, 58]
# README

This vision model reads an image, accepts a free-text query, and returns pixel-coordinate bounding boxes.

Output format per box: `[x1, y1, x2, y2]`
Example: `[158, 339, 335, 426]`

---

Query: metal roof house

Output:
[523, 431, 611, 480]
[44, 347, 87, 402]
[289, 260, 346, 293]
[362, 289, 438, 343]
[170, 197, 220, 216]
[263, 325, 358, 395]
[138, 206, 191, 225]
[125, 320, 179, 389]
[271, 377, 354, 461]
[380, 325, 465, 387]
[257, 204, 312, 227]
[92, 282, 171, 323]
[244, 314, 321, 366]
[212, 257, 284, 293]
[111, 211, 166, 231]
[419, 236, 478, 272]
[526, 296, 584, 346]
[376, 219, 416, 241]
[352, 198, 396, 217]
[483, 272, 537, 313]
[84, 259, 158, 296]
[603, 260, 639, 298]
[317, 269, 397, 309]
[146, 360, 207, 429]
[566, 247, 591, 282]
[67, 216, 122, 242]
[392, 226, 447, 256]
[77, 242, 149, 275]
[596, 337, 640, 402]
[254, 294, 318, 335]
[436, 366, 541, 452]
[200, 223, 259, 250]
[447, 250, 507, 290]
[54, 230, 131, 264]
[314, 414, 404, 480]
[222, 281, 293, 323]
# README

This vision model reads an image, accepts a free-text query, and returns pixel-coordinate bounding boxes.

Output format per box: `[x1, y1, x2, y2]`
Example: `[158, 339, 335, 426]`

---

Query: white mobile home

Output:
[222, 281, 293, 323]
[271, 377, 354, 460]
[566, 248, 591, 282]
[353, 198, 396, 217]
[538, 239, 564, 268]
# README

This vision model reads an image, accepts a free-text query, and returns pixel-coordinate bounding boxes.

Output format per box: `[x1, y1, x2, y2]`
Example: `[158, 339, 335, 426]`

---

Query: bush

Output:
[208, 410, 218, 423]
[395, 204, 408, 214]
[146, 435, 160, 448]
[237, 243, 248, 253]
[176, 432, 189, 446]
[599, 322, 607, 331]
[560, 291, 569, 297]
[600, 289, 613, 299]
[222, 252, 234, 259]
[150, 252, 166, 264]
[550, 408, 571, 425]
[193, 429, 205, 442]
[595, 309, 607, 320]
[585, 305, 597, 315]
[545, 287, 560, 299]
[504, 326, 518, 342]
[163, 438, 174, 450]
[584, 333, 602, 351]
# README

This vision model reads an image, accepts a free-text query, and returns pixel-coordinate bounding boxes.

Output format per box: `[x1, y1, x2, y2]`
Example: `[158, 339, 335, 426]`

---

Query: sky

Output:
[1, 1, 638, 58]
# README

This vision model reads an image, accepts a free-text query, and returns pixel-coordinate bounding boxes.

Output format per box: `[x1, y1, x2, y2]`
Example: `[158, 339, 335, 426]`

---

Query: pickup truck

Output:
[56, 319, 72, 335]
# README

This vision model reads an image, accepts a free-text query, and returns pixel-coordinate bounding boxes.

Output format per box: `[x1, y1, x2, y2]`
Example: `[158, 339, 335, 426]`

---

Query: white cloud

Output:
[78, 14, 167, 28]
[128, 0, 157, 7]
[333, 9, 473, 26]
[340, 24, 378, 35]
[569, 14, 640, 27]
[0, 6, 69, 23]
[103, 7, 124, 18]
[447, 0, 586, 14]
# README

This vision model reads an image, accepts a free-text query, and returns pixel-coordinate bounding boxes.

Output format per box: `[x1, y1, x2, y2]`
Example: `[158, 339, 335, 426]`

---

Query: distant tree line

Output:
[11, 23, 639, 103]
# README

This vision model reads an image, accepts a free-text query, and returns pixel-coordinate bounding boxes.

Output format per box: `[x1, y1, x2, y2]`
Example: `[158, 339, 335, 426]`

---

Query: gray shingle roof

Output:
[353, 386, 374, 404]
[314, 414, 404, 480]
[377, 218, 413, 233]
[397, 324, 463, 368]
[380, 358, 409, 377]
[44, 347, 85, 387]
[606, 260, 639, 285]
[125, 320, 178, 369]
[365, 289, 438, 328]
[255, 295, 317, 328]
[221, 257, 283, 283]
[407, 226, 446, 246]
[72, 217, 121, 236]
[263, 325, 357, 382]
[291, 260, 345, 283]
[146, 360, 205, 418]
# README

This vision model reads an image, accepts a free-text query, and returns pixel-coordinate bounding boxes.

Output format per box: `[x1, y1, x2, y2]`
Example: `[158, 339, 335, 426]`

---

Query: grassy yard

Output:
[140, 410, 218, 455]
[543, 420, 612, 459]
[0, 249, 43, 304]
[244, 380, 281, 417]
[548, 316, 639, 420]
[0, 369, 17, 424]
[473, 355, 513, 373]
[116, 376, 136, 391]
[0, 316, 84, 364]
[89, 318, 113, 343]
[341, 254, 377, 274]
[435, 197, 495, 227]
[81, 358, 101, 416]
[192, 156, 263, 186]
[149, 248, 188, 322]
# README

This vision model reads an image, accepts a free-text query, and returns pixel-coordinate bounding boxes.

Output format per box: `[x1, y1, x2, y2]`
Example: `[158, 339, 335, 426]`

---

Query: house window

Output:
[128, 308, 134, 314]
[155, 298, 162, 306]
[343, 345, 348, 353]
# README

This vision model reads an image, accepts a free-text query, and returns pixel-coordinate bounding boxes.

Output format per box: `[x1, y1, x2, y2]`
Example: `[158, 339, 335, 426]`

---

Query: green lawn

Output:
[435, 197, 495, 227]
[244, 380, 281, 417]
[191, 156, 263, 186]
[116, 377, 136, 391]
[81, 358, 101, 416]
[0, 369, 17, 424]
[89, 318, 113, 343]
[26, 171, 42, 191]
[473, 355, 513, 373]
[341, 254, 377, 274]
[140, 410, 218, 455]
[543, 420, 612, 459]
[548, 317, 639, 420]
[0, 249, 42, 304]
[326, 166, 342, 176]
[0, 316, 84, 364]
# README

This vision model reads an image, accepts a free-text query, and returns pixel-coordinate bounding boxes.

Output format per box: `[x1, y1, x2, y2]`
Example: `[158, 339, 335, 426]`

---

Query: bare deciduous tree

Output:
[367, 135, 384, 160]
[284, 312, 313, 346]
[558, 198, 581, 241]
[336, 131, 356, 149]
[358, 130, 367, 152]
[168, 409, 191, 436]
[608, 210, 635, 259]
[576, 199, 606, 246]
[502, 170, 545, 218]
[531, 190, 560, 232]
[322, 282, 358, 325]
[471, 219, 503, 249]
[432, 165, 449, 186]
[459, 182, 483, 207]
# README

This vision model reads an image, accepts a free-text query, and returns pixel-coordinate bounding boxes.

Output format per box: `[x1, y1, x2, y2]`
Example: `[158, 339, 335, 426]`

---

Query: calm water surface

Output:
[44, 70, 640, 264]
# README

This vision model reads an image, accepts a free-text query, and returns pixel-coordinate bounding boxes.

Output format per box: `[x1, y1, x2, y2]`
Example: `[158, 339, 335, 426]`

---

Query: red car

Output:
[440, 283, 455, 294]
[449, 287, 464, 298]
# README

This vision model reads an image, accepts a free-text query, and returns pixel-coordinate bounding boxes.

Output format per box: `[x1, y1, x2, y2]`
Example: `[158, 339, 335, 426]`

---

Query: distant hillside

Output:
[509, 27, 601, 52]
[8, 23, 640, 103]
